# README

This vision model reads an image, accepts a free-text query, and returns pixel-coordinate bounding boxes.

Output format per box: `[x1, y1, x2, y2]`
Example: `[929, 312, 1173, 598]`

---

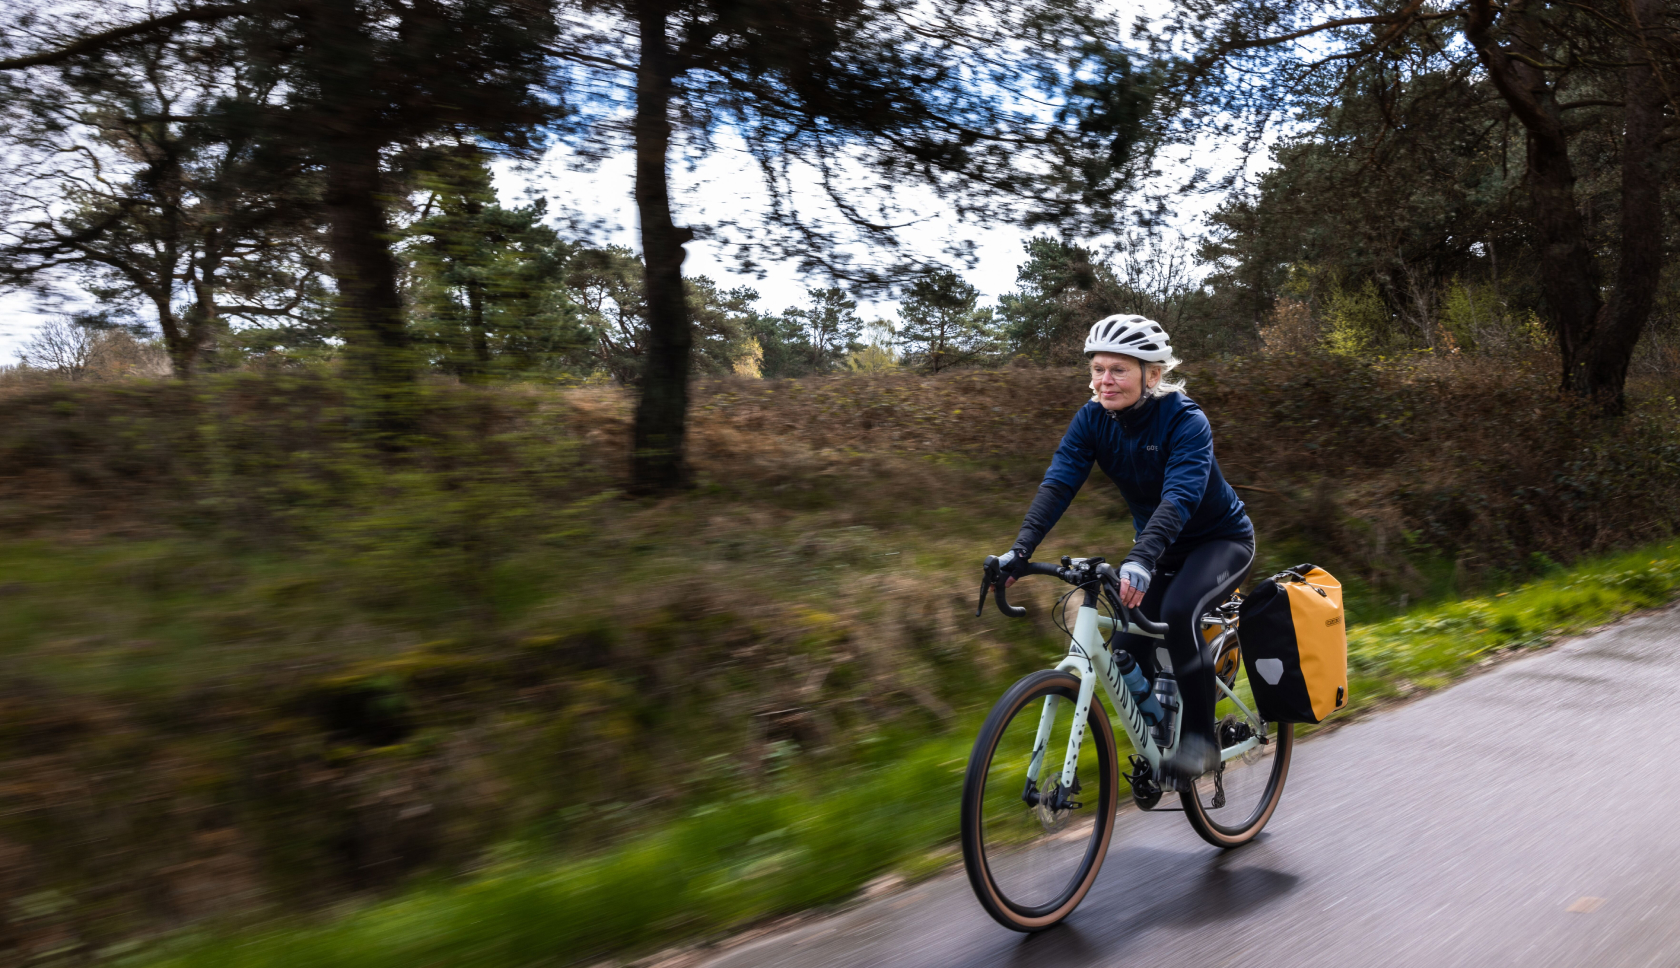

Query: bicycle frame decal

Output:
[1054, 605, 1162, 783]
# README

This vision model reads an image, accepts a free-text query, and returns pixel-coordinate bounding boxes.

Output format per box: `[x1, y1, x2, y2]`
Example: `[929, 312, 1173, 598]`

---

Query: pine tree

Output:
[405, 151, 591, 382]
[784, 288, 863, 373]
[1, 0, 568, 409]
[898, 269, 996, 373]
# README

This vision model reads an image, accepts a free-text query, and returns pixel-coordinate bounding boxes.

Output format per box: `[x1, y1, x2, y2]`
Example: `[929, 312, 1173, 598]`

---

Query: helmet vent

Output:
[1082, 313, 1174, 363]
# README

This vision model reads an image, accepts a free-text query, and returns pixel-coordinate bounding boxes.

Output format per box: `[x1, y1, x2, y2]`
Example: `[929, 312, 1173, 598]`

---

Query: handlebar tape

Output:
[1096, 563, 1170, 636]
[1120, 604, 1169, 636]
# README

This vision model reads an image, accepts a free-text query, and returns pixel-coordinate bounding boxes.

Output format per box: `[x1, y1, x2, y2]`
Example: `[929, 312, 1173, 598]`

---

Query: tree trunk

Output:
[139, 217, 191, 377]
[152, 290, 198, 378]
[1466, 1, 1664, 413]
[184, 251, 223, 373]
[630, 1, 694, 493]
[1466, 7, 1598, 361]
[466, 279, 490, 382]
[323, 139, 413, 425]
[1578, 0, 1666, 413]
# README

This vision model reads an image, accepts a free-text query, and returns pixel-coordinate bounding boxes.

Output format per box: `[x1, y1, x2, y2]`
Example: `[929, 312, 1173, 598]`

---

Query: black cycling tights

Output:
[1116, 536, 1256, 748]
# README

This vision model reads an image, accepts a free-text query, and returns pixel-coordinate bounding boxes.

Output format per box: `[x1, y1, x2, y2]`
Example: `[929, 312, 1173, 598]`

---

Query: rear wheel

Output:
[1182, 640, 1293, 846]
[960, 669, 1118, 931]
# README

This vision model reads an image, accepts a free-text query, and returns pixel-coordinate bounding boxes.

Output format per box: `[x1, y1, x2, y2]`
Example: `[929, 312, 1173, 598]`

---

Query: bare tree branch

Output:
[0, 4, 253, 70]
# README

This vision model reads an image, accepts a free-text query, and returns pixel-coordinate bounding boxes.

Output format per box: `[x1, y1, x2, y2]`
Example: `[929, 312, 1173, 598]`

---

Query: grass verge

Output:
[131, 733, 979, 968]
[128, 538, 1680, 968]
[1341, 539, 1680, 710]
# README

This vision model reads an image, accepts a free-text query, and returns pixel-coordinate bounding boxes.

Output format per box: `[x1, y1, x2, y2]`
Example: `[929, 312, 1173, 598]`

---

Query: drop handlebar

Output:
[976, 555, 1169, 637]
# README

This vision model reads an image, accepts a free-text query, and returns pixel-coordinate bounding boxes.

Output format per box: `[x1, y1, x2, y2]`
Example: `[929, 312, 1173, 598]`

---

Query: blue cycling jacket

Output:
[1012, 392, 1252, 569]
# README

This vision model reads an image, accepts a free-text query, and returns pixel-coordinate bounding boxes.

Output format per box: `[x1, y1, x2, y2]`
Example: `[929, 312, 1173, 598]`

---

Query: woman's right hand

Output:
[995, 549, 1029, 587]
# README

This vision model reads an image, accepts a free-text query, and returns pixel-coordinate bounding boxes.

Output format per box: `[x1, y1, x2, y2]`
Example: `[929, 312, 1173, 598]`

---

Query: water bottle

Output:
[1112, 651, 1163, 725]
[1150, 675, 1180, 749]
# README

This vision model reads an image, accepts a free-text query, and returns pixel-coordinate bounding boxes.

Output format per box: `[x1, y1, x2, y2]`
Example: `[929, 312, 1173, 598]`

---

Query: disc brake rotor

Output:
[1219, 715, 1263, 767]
[1032, 776, 1073, 832]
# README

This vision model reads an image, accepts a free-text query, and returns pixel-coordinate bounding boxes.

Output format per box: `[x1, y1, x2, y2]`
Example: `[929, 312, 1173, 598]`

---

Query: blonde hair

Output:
[1089, 353, 1186, 403]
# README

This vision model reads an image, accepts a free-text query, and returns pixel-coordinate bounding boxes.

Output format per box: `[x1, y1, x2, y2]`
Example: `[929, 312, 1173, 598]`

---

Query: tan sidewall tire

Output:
[960, 670, 1118, 931]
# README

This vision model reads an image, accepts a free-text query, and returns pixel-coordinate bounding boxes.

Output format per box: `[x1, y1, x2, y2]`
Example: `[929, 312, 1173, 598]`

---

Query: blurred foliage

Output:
[1321, 279, 1389, 358]
[1197, 67, 1528, 345]
[1184, 0, 1680, 402]
[1344, 543, 1680, 705]
[141, 735, 979, 968]
[0, 26, 331, 378]
[1, 0, 1678, 960]
[0, 359, 1673, 954]
[0, 354, 1677, 959]
[130, 538, 1680, 968]
[3, 0, 1159, 489]
[998, 235, 1257, 366]
[781, 288, 864, 374]
[844, 321, 900, 376]
[403, 152, 594, 383]
[0, 371, 1072, 960]
[397, 152, 777, 387]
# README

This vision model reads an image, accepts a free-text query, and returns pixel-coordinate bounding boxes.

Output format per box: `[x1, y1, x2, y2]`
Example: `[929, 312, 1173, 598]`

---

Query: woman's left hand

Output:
[1118, 578, 1145, 609]
[1118, 561, 1150, 608]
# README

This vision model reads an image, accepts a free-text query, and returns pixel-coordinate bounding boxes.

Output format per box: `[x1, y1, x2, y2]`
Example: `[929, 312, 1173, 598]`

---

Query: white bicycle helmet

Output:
[1083, 314, 1173, 362]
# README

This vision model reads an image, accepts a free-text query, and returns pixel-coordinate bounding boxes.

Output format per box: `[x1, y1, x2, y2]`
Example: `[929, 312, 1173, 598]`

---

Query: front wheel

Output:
[960, 669, 1118, 932]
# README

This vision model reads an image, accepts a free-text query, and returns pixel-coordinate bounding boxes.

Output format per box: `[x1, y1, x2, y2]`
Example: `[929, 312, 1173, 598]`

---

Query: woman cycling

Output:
[991, 315, 1254, 786]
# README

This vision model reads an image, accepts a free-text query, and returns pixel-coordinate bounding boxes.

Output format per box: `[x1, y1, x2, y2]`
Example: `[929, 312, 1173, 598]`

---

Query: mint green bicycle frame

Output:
[1026, 600, 1267, 795]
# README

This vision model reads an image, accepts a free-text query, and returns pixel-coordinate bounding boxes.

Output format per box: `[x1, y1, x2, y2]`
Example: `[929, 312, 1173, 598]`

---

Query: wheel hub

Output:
[1219, 715, 1263, 767]
[1031, 775, 1079, 830]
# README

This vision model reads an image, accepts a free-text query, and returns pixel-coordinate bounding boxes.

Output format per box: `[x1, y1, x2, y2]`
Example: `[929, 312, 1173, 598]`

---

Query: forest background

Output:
[3, 0, 1680, 965]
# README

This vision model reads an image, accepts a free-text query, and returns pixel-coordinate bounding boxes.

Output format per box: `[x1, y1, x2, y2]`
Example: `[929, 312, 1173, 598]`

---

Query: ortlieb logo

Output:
[1325, 615, 1342, 627]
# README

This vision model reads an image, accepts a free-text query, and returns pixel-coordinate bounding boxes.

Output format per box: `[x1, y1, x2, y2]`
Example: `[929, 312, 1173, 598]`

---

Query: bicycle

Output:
[959, 554, 1293, 932]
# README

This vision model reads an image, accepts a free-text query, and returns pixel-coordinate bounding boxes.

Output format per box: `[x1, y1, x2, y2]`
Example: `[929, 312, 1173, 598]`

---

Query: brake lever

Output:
[1103, 582, 1130, 635]
[1096, 563, 1170, 635]
[976, 555, 1000, 617]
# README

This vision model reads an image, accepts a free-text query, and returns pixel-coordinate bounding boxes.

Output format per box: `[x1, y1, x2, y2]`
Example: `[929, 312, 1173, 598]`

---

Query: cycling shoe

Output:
[1158, 732, 1219, 792]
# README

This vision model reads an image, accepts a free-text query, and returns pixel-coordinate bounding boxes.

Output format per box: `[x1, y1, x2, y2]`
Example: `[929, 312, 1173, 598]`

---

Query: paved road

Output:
[702, 606, 1680, 968]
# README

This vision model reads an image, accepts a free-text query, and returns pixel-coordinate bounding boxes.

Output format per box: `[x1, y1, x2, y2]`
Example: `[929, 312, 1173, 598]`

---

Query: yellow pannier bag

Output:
[1236, 563, 1348, 724]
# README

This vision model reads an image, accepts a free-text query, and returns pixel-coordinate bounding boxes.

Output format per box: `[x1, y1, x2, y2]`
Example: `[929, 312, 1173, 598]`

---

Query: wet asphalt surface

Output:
[701, 606, 1680, 968]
